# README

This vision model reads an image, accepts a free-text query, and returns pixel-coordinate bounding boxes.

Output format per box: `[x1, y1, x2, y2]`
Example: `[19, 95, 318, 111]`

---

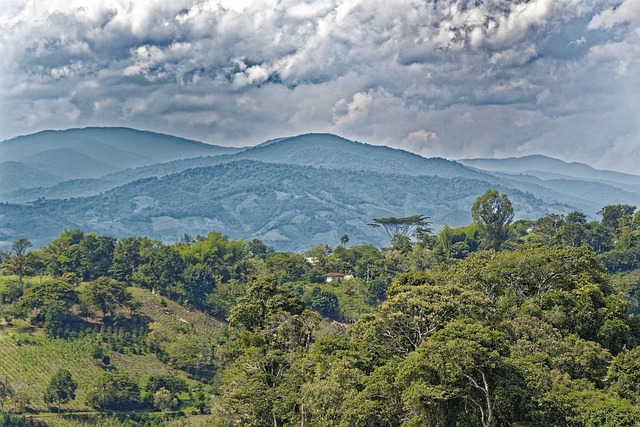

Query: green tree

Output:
[3, 238, 33, 291]
[72, 233, 116, 281]
[471, 190, 514, 250]
[133, 243, 184, 297]
[608, 346, 640, 402]
[82, 276, 132, 319]
[0, 377, 14, 412]
[182, 263, 218, 309]
[13, 280, 79, 328]
[86, 370, 141, 411]
[341, 359, 403, 427]
[215, 276, 320, 426]
[109, 236, 155, 281]
[41, 230, 84, 277]
[397, 319, 531, 427]
[228, 276, 305, 332]
[153, 388, 178, 412]
[351, 274, 491, 357]
[599, 204, 636, 236]
[263, 252, 311, 284]
[308, 287, 340, 319]
[44, 369, 77, 416]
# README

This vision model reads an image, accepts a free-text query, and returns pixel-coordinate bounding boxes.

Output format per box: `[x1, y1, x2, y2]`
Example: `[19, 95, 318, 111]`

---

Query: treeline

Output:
[2, 191, 640, 425]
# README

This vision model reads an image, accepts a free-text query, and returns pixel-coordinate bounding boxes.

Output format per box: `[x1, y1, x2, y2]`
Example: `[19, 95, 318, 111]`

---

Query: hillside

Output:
[3, 189, 640, 425]
[0, 284, 221, 414]
[0, 134, 491, 203]
[232, 133, 491, 180]
[0, 160, 566, 251]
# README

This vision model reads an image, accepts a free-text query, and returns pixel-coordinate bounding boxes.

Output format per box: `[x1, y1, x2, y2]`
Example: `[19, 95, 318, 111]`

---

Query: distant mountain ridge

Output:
[1, 127, 639, 251]
[0, 127, 240, 189]
[459, 155, 640, 187]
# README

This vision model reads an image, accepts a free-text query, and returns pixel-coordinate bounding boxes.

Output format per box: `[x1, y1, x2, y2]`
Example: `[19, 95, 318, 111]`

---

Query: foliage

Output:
[44, 368, 77, 415]
[471, 190, 514, 250]
[85, 370, 141, 411]
[81, 276, 132, 319]
[10, 196, 640, 423]
[369, 215, 432, 241]
[2, 238, 34, 289]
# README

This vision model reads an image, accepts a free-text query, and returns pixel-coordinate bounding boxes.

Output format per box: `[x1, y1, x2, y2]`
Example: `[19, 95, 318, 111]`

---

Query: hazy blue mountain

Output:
[0, 178, 113, 203]
[459, 155, 640, 188]
[483, 172, 640, 214]
[0, 160, 567, 251]
[12, 132, 635, 215]
[234, 133, 491, 180]
[0, 132, 495, 202]
[3, 128, 639, 251]
[0, 127, 241, 188]
[0, 161, 61, 190]
[21, 148, 115, 180]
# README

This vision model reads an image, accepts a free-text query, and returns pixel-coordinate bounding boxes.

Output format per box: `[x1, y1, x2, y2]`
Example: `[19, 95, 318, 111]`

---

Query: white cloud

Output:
[589, 0, 640, 29]
[402, 130, 443, 157]
[332, 91, 374, 128]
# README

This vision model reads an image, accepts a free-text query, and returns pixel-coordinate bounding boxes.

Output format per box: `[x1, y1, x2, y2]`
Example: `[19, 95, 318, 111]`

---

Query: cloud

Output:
[402, 130, 443, 157]
[1, 0, 639, 173]
[332, 91, 374, 128]
[589, 0, 640, 29]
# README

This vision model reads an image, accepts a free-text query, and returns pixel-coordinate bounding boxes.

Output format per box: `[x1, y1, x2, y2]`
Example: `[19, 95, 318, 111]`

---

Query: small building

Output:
[325, 272, 345, 283]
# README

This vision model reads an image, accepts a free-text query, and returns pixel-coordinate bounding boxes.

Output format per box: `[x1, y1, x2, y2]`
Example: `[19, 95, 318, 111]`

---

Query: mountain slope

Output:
[234, 133, 490, 180]
[0, 160, 568, 251]
[0, 133, 498, 202]
[0, 127, 241, 188]
[459, 155, 640, 188]
[0, 161, 61, 190]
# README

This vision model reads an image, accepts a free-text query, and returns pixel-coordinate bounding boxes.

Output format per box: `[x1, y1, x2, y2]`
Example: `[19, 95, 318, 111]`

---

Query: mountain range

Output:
[1, 127, 639, 251]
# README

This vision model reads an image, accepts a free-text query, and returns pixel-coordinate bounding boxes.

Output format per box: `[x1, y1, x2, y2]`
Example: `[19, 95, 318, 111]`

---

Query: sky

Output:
[1, 0, 639, 173]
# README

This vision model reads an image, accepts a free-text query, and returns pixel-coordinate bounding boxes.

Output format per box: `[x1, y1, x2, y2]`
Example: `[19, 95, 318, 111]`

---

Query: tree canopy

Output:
[369, 215, 432, 241]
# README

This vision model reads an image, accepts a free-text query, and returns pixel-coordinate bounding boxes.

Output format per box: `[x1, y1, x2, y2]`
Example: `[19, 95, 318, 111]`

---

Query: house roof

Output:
[325, 272, 345, 277]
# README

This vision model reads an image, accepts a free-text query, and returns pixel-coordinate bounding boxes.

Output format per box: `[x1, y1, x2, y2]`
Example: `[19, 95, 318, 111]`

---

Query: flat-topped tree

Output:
[369, 215, 432, 242]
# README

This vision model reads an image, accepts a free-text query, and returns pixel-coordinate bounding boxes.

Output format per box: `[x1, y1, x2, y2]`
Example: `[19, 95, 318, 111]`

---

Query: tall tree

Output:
[73, 233, 116, 281]
[44, 369, 77, 416]
[3, 238, 33, 291]
[471, 190, 514, 251]
[0, 376, 14, 412]
[86, 370, 141, 410]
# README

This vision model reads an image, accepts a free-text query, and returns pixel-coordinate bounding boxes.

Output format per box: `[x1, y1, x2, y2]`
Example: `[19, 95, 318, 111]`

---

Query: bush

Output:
[86, 371, 141, 411]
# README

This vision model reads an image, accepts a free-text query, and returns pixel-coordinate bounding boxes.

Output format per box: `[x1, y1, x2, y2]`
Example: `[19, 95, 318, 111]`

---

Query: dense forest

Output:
[3, 190, 640, 426]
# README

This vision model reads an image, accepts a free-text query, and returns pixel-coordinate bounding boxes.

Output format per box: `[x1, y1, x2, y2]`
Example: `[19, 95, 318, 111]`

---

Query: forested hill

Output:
[0, 160, 560, 251]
